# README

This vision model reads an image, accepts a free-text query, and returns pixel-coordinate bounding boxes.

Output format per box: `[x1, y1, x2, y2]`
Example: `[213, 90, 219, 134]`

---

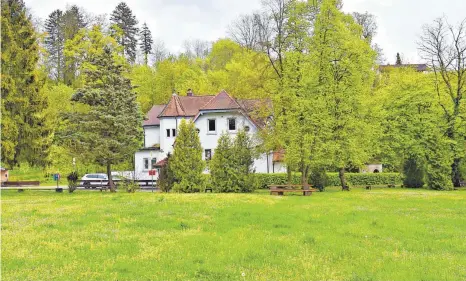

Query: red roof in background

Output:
[200, 90, 240, 110]
[158, 95, 214, 117]
[155, 90, 271, 128]
[273, 149, 285, 162]
[143, 105, 165, 126]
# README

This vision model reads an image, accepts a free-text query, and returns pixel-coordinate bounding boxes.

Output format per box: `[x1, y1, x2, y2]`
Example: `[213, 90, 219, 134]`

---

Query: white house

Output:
[134, 90, 286, 179]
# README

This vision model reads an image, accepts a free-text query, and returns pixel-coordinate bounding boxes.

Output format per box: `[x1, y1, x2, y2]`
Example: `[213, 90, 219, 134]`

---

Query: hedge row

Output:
[256, 172, 402, 188]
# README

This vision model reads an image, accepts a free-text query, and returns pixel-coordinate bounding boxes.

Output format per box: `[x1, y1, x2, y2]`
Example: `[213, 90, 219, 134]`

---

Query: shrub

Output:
[309, 167, 328, 191]
[402, 156, 425, 188]
[120, 179, 140, 193]
[158, 154, 175, 192]
[210, 133, 236, 192]
[256, 172, 402, 189]
[66, 171, 79, 193]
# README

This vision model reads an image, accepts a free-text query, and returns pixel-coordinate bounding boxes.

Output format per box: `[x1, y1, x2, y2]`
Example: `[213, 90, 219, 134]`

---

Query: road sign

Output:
[148, 170, 157, 176]
[53, 173, 60, 181]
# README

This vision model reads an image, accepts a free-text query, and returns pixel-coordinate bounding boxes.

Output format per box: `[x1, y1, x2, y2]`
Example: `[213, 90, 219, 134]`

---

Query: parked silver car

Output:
[81, 173, 108, 188]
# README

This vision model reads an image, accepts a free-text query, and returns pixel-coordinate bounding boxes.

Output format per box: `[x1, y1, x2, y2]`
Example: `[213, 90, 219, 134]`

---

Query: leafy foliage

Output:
[66, 171, 79, 193]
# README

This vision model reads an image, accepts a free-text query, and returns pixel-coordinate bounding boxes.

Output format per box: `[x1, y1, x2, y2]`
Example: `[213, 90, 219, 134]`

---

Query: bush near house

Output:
[255, 173, 402, 189]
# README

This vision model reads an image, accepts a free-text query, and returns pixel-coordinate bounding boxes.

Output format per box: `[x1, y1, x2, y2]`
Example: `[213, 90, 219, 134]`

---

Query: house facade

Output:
[134, 90, 286, 180]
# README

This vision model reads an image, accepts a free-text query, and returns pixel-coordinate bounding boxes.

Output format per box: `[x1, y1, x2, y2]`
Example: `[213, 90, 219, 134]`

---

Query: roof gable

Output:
[200, 90, 241, 111]
[143, 105, 165, 126]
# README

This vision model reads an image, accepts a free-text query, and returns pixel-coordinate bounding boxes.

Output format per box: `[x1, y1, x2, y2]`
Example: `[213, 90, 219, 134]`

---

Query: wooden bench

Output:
[269, 185, 317, 196]
[387, 184, 396, 188]
[460, 181, 466, 187]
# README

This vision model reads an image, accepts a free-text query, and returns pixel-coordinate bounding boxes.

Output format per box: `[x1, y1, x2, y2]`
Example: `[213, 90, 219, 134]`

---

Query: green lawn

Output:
[2, 188, 466, 281]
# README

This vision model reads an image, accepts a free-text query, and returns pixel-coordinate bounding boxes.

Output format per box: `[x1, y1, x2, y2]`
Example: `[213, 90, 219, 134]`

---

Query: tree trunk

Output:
[451, 158, 462, 187]
[107, 162, 115, 192]
[287, 166, 292, 189]
[302, 165, 310, 190]
[339, 167, 348, 191]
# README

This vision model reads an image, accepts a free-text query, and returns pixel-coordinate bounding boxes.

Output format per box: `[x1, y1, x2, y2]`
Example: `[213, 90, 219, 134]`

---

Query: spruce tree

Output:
[210, 133, 236, 192]
[396, 52, 402, 65]
[62, 5, 87, 85]
[232, 130, 257, 192]
[110, 2, 139, 63]
[44, 9, 65, 81]
[65, 42, 143, 192]
[157, 153, 175, 192]
[139, 22, 153, 65]
[170, 120, 205, 192]
[402, 155, 425, 188]
[1, 0, 52, 167]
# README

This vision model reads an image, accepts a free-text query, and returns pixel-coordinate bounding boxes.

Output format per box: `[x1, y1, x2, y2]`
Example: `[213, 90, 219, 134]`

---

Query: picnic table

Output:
[269, 184, 318, 196]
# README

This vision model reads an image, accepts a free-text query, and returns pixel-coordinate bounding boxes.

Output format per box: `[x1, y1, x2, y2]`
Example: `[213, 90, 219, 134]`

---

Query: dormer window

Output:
[228, 118, 236, 131]
[208, 119, 216, 134]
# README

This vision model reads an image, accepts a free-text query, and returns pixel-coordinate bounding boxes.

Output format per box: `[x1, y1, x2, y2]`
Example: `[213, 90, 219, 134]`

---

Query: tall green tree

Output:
[232, 130, 258, 192]
[110, 2, 139, 63]
[139, 22, 153, 65]
[307, 0, 376, 189]
[63, 38, 143, 192]
[419, 17, 466, 187]
[170, 120, 205, 193]
[210, 133, 236, 192]
[1, 0, 52, 167]
[62, 5, 88, 85]
[44, 9, 65, 81]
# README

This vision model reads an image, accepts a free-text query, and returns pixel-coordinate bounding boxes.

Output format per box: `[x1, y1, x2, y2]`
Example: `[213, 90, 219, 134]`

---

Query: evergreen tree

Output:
[1, 0, 52, 167]
[210, 133, 236, 192]
[139, 22, 153, 65]
[158, 153, 175, 192]
[396, 52, 402, 65]
[44, 9, 65, 81]
[402, 156, 425, 188]
[64, 38, 143, 192]
[110, 2, 139, 63]
[170, 120, 205, 192]
[232, 130, 257, 192]
[62, 5, 87, 85]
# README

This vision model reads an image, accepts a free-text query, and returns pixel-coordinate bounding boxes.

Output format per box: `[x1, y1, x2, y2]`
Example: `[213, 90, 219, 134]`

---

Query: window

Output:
[196, 128, 200, 134]
[143, 158, 149, 170]
[151, 158, 157, 169]
[205, 149, 212, 160]
[244, 126, 250, 132]
[172, 129, 176, 137]
[208, 119, 216, 133]
[228, 118, 236, 131]
[166, 129, 171, 137]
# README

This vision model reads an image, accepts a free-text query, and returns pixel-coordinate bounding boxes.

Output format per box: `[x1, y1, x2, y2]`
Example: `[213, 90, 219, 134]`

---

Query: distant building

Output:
[1, 167, 9, 183]
[360, 164, 383, 173]
[378, 63, 428, 73]
[134, 90, 286, 179]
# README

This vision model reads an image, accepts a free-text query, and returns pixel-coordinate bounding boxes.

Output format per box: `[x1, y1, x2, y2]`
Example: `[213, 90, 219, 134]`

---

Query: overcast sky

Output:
[26, 0, 466, 64]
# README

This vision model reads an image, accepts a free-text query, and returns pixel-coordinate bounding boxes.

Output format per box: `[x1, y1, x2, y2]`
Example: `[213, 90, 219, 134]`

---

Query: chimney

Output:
[187, 88, 193, 96]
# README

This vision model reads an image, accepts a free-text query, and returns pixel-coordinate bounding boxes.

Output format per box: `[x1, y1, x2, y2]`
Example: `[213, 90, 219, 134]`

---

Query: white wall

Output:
[195, 111, 257, 159]
[134, 150, 165, 180]
[144, 126, 160, 147]
[361, 164, 383, 173]
[160, 117, 186, 154]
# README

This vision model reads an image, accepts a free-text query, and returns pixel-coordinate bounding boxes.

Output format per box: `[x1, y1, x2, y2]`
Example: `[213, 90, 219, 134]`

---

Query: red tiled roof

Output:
[273, 149, 285, 162]
[158, 95, 214, 117]
[157, 91, 271, 128]
[155, 158, 168, 167]
[200, 90, 241, 110]
[143, 105, 165, 126]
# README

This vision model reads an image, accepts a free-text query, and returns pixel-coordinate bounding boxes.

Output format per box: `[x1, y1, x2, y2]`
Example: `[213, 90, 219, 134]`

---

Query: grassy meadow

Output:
[2, 188, 466, 281]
